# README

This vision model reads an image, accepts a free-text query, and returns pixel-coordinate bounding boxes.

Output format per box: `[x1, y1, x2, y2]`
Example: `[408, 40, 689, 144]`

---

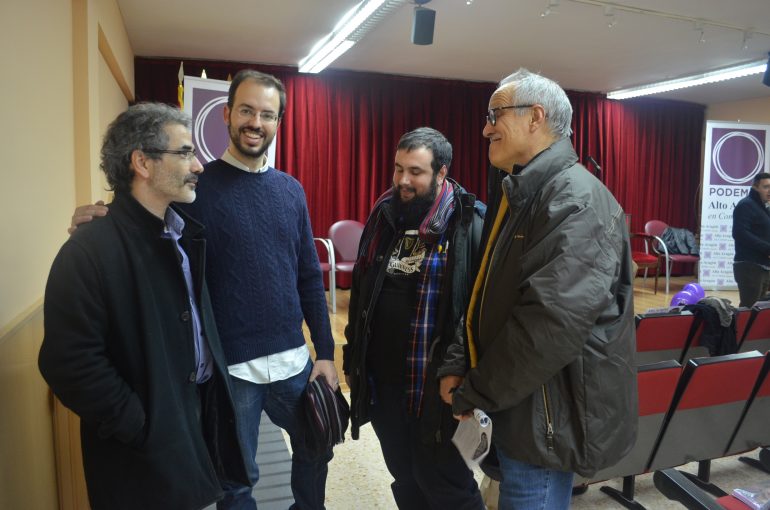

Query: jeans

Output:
[218, 360, 332, 510]
[734, 262, 770, 308]
[368, 382, 484, 510]
[496, 446, 574, 510]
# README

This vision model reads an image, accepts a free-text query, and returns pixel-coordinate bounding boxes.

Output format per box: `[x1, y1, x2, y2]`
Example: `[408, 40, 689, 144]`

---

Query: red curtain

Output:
[570, 91, 704, 235]
[134, 58, 704, 241]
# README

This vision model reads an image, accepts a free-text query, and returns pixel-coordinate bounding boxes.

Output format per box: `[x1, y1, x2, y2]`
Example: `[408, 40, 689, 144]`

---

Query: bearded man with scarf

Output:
[343, 127, 486, 510]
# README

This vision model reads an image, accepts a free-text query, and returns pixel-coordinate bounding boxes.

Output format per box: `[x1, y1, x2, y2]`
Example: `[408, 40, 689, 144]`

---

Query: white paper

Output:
[451, 409, 492, 469]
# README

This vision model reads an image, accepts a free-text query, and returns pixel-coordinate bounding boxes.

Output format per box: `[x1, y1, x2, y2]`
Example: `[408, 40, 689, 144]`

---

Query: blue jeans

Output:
[496, 447, 574, 510]
[218, 360, 333, 510]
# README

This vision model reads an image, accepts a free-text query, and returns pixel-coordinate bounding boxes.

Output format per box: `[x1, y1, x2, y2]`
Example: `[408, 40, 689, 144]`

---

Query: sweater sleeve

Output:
[38, 240, 146, 444]
[295, 186, 335, 360]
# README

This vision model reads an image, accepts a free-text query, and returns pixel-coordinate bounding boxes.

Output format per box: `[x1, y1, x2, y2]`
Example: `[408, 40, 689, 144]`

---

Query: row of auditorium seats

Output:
[578, 350, 770, 509]
[635, 303, 770, 365]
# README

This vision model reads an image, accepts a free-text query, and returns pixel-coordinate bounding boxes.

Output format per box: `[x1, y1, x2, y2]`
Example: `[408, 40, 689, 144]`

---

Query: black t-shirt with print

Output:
[366, 229, 426, 384]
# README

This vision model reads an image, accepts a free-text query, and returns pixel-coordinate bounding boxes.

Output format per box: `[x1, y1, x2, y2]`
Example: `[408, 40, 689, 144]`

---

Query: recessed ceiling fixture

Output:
[299, 0, 406, 74]
[607, 59, 768, 100]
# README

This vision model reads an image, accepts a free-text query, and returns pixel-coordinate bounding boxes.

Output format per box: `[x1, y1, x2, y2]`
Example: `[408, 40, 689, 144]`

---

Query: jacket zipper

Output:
[541, 385, 554, 451]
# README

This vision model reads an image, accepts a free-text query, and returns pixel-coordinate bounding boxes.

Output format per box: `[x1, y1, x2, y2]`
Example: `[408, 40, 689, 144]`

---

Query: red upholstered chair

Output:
[635, 313, 699, 365]
[328, 219, 364, 294]
[738, 303, 770, 354]
[631, 232, 660, 293]
[645, 220, 700, 295]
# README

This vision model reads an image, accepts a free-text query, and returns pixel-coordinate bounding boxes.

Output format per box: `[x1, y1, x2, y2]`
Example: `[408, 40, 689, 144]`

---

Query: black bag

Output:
[303, 375, 350, 453]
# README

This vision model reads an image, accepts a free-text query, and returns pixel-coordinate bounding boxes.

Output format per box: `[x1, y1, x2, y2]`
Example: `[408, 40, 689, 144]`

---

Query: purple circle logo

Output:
[710, 128, 766, 186]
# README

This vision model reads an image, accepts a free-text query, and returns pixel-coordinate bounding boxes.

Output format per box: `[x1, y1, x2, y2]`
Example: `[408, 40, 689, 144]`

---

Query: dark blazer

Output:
[39, 192, 248, 510]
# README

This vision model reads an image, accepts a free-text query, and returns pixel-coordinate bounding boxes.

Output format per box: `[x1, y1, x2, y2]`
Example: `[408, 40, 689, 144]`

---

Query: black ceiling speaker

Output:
[412, 6, 436, 45]
[763, 52, 770, 87]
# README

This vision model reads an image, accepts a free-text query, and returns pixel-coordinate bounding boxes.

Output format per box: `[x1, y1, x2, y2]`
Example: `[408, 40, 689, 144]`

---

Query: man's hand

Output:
[439, 375, 463, 405]
[453, 411, 473, 422]
[69, 200, 108, 234]
[310, 359, 339, 390]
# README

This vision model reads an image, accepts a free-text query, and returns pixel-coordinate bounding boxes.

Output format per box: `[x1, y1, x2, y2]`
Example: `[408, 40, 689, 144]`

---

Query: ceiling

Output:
[117, 0, 770, 105]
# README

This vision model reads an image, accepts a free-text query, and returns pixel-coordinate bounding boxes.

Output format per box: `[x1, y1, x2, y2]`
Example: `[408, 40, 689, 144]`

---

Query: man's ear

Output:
[437, 165, 448, 186]
[223, 105, 231, 125]
[530, 105, 547, 132]
[130, 149, 151, 181]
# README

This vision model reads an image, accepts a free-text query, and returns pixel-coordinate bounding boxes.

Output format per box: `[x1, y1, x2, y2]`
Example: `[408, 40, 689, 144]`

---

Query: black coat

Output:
[343, 179, 484, 446]
[732, 187, 770, 265]
[39, 193, 249, 510]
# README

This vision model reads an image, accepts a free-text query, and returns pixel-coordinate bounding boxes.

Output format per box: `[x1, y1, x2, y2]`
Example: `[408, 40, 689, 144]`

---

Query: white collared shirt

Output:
[221, 148, 269, 173]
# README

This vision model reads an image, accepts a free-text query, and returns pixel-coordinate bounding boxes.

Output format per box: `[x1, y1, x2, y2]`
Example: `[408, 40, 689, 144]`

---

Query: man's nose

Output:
[482, 121, 494, 138]
[191, 156, 204, 174]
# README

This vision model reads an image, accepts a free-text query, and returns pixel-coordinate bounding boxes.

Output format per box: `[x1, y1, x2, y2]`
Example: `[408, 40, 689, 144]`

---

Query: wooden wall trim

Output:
[97, 24, 134, 103]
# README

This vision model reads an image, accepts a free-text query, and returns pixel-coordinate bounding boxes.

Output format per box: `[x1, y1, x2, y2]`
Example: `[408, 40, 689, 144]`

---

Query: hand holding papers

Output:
[451, 409, 492, 469]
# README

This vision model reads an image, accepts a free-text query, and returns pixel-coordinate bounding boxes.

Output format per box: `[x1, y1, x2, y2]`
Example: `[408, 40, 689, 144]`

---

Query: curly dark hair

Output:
[100, 103, 190, 193]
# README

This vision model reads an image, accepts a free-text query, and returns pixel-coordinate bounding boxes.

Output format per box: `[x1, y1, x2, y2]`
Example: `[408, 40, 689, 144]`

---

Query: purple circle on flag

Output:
[710, 128, 766, 186]
[191, 88, 230, 163]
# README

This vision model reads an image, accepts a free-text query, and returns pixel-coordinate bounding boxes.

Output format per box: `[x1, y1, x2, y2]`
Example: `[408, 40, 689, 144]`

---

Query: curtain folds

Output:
[135, 58, 704, 240]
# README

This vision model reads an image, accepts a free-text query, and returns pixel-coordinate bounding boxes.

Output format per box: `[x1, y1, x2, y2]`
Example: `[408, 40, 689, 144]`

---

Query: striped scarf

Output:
[357, 180, 456, 415]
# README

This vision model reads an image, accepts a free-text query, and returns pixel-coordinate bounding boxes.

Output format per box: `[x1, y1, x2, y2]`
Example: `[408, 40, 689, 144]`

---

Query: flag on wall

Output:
[699, 121, 770, 290]
[177, 62, 184, 108]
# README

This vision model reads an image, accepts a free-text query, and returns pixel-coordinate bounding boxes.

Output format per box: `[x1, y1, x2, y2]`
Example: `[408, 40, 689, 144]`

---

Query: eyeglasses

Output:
[144, 148, 197, 161]
[236, 107, 280, 123]
[485, 104, 536, 126]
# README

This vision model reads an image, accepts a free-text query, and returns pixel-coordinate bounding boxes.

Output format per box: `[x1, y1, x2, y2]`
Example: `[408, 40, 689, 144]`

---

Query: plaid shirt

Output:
[358, 180, 456, 415]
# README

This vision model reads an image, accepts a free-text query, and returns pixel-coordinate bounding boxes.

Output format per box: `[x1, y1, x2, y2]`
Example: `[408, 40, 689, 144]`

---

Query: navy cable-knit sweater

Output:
[179, 159, 334, 364]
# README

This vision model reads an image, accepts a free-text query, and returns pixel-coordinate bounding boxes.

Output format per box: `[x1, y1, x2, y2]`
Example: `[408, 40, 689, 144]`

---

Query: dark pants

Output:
[368, 382, 484, 510]
[734, 262, 770, 307]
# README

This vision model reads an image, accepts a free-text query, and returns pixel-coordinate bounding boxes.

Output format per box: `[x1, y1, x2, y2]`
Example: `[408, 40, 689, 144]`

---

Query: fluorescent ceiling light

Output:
[299, 0, 405, 74]
[607, 60, 768, 100]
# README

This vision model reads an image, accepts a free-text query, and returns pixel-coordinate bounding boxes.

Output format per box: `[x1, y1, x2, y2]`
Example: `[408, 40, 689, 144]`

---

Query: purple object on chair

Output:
[682, 282, 705, 301]
[670, 290, 697, 307]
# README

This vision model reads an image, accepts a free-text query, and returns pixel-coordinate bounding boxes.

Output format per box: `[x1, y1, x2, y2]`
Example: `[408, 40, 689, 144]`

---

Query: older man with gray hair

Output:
[443, 69, 637, 509]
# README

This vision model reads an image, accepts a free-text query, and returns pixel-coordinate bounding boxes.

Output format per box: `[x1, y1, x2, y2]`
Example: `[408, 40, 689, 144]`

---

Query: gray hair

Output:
[100, 103, 191, 193]
[499, 68, 573, 138]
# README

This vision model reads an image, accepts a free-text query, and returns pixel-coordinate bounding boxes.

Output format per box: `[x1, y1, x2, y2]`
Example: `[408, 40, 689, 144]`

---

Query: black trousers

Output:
[368, 382, 484, 510]
[734, 262, 770, 307]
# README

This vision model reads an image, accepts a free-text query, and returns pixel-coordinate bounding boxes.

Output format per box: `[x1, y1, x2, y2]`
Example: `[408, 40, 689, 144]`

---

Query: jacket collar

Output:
[110, 192, 205, 239]
[748, 187, 770, 211]
[501, 137, 578, 207]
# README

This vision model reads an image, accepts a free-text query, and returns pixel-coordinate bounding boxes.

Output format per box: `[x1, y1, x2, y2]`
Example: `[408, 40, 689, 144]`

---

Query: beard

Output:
[227, 121, 274, 162]
[390, 175, 439, 228]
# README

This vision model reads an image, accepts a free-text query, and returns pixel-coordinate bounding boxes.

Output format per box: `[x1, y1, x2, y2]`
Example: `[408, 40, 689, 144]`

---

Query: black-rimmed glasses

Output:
[144, 148, 197, 161]
[486, 104, 536, 126]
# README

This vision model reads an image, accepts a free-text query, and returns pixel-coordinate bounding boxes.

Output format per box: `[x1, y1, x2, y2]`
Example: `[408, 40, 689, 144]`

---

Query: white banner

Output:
[182, 76, 276, 167]
[700, 121, 770, 290]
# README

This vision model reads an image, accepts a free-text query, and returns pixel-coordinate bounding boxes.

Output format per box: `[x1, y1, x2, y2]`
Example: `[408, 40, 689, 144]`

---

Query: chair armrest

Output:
[647, 234, 669, 258]
[314, 238, 336, 270]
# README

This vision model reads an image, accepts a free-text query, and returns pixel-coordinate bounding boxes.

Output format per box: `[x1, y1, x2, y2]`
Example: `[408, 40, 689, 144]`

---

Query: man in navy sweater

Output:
[733, 172, 770, 307]
[70, 71, 338, 510]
